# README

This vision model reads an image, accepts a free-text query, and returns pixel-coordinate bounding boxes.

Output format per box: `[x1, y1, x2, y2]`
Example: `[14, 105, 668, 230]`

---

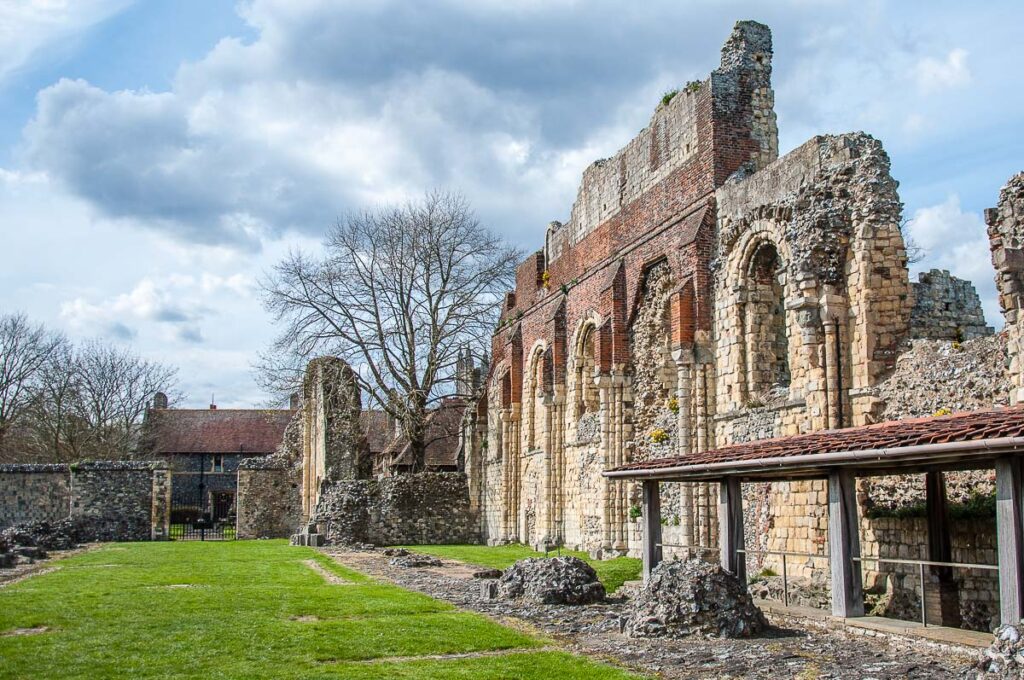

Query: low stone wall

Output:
[312, 472, 479, 546]
[236, 459, 301, 539]
[0, 464, 71, 528]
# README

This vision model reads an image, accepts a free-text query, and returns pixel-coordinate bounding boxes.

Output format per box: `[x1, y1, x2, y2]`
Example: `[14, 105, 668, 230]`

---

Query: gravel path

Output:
[323, 547, 978, 679]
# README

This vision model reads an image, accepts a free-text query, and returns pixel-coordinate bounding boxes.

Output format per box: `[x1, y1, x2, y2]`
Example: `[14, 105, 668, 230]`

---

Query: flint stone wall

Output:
[0, 464, 71, 528]
[237, 458, 301, 539]
[0, 461, 170, 541]
[71, 461, 170, 542]
[312, 472, 478, 546]
[910, 269, 993, 341]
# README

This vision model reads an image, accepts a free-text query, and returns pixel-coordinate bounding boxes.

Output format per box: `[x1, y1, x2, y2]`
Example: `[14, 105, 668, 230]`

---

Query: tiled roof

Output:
[146, 408, 295, 455]
[360, 410, 392, 453]
[608, 406, 1024, 477]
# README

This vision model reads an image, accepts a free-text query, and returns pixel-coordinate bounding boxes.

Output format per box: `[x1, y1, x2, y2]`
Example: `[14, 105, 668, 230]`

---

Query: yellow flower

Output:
[650, 428, 669, 444]
[666, 397, 679, 413]
[933, 407, 952, 417]
[541, 270, 551, 289]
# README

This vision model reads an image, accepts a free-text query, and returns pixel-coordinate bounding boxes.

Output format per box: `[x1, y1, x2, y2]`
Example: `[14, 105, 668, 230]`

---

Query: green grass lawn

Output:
[396, 544, 642, 593]
[0, 541, 640, 679]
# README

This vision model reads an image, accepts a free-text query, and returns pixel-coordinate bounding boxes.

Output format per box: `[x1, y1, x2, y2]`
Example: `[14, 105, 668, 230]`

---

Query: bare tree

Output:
[0, 312, 64, 452]
[263, 191, 519, 470]
[900, 217, 925, 265]
[72, 340, 178, 458]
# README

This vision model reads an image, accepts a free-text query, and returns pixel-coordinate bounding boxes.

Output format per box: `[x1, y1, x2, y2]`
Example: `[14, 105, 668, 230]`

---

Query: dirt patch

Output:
[290, 615, 320, 622]
[304, 559, 351, 585]
[344, 646, 558, 665]
[1, 626, 50, 637]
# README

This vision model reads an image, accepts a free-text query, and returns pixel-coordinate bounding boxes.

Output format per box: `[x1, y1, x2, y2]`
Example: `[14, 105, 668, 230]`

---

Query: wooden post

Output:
[996, 457, 1024, 626]
[925, 470, 961, 627]
[642, 480, 663, 582]
[828, 469, 864, 618]
[719, 477, 746, 583]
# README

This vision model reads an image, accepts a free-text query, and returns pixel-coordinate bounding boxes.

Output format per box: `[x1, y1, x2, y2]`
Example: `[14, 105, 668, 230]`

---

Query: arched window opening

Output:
[527, 351, 546, 451]
[748, 242, 790, 393]
[576, 326, 599, 418]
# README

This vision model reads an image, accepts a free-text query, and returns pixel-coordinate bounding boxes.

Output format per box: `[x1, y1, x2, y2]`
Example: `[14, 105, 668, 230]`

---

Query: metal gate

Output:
[169, 467, 236, 541]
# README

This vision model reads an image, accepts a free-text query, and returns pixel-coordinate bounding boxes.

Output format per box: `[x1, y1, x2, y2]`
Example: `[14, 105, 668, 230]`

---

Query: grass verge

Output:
[0, 540, 640, 679]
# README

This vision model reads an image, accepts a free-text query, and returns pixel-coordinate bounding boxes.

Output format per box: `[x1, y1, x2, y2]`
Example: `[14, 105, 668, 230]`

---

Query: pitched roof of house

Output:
[360, 410, 392, 453]
[146, 408, 295, 455]
[606, 406, 1024, 481]
[385, 398, 467, 468]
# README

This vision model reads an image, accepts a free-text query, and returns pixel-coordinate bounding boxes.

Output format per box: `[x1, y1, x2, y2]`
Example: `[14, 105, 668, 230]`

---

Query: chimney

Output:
[289, 392, 300, 410]
[152, 391, 168, 410]
[209, 403, 217, 410]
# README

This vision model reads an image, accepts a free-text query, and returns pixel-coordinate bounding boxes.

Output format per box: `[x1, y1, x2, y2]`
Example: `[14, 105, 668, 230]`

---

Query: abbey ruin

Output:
[446, 20, 1024, 631]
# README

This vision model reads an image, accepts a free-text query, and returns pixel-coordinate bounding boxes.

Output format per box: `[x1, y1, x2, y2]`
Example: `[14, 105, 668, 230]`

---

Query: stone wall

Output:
[0, 461, 170, 541]
[71, 461, 169, 542]
[910, 269, 993, 341]
[312, 472, 478, 546]
[986, 172, 1024, 404]
[0, 464, 71, 528]
[236, 458, 301, 539]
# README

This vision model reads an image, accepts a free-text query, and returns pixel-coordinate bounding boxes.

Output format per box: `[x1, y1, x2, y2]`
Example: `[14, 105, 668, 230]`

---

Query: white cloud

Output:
[914, 48, 971, 94]
[0, 0, 131, 83]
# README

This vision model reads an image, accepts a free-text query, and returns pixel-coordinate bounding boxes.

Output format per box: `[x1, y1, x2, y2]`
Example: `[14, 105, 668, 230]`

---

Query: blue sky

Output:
[1, 0, 1022, 407]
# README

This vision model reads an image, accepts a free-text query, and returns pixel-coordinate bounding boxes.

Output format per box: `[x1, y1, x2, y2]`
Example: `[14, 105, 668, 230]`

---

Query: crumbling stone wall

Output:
[300, 357, 369, 523]
[0, 464, 70, 528]
[312, 472, 478, 546]
[986, 172, 1024, 404]
[910, 269, 993, 341]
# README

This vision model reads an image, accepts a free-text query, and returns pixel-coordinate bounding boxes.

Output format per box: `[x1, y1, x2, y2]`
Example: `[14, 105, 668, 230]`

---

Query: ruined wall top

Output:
[909, 269, 993, 341]
[545, 20, 777, 265]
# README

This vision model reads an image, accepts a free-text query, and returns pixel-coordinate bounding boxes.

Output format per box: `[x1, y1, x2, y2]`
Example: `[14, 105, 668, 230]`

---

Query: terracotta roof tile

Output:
[609, 406, 1024, 475]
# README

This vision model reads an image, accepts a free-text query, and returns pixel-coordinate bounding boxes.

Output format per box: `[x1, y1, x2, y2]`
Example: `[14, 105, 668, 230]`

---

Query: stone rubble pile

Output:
[972, 620, 1024, 679]
[748, 571, 830, 611]
[0, 519, 80, 568]
[875, 336, 1010, 422]
[383, 549, 443, 568]
[625, 559, 768, 639]
[496, 556, 606, 605]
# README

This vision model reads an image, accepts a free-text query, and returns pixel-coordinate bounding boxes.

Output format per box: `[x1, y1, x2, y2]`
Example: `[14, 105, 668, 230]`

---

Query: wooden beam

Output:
[996, 456, 1024, 626]
[641, 480, 663, 582]
[719, 477, 745, 583]
[828, 468, 864, 618]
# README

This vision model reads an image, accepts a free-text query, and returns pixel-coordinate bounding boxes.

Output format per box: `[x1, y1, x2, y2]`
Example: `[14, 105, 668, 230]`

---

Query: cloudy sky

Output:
[1, 0, 1022, 407]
